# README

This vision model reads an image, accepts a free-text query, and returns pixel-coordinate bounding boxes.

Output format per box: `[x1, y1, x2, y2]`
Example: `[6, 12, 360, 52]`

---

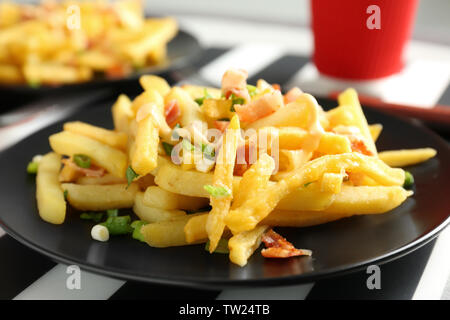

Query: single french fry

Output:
[36, 153, 66, 224]
[206, 115, 240, 252]
[232, 153, 275, 209]
[338, 89, 377, 155]
[130, 89, 164, 114]
[133, 192, 186, 222]
[62, 183, 138, 211]
[75, 174, 127, 185]
[228, 225, 269, 267]
[184, 213, 209, 243]
[131, 101, 163, 175]
[369, 124, 383, 142]
[155, 154, 242, 197]
[378, 148, 437, 167]
[320, 172, 345, 194]
[139, 75, 170, 96]
[64, 121, 128, 151]
[142, 213, 206, 248]
[143, 186, 209, 210]
[112, 94, 134, 134]
[49, 131, 128, 178]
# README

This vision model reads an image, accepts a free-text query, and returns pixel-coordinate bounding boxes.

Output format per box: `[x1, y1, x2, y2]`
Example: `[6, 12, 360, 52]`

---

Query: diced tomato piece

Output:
[261, 229, 312, 258]
[105, 64, 130, 79]
[350, 138, 373, 156]
[283, 87, 303, 104]
[272, 83, 281, 91]
[164, 99, 181, 127]
[214, 120, 229, 133]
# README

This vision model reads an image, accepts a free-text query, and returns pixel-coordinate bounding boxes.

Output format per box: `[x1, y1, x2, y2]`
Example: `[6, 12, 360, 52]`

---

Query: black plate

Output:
[0, 97, 449, 289]
[0, 30, 201, 94]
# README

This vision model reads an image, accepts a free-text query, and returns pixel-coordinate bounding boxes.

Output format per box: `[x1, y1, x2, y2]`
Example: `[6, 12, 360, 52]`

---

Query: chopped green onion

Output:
[304, 181, 315, 188]
[203, 185, 231, 198]
[194, 88, 213, 106]
[80, 212, 104, 223]
[27, 161, 39, 174]
[229, 93, 245, 112]
[205, 238, 229, 254]
[201, 144, 215, 161]
[162, 142, 174, 156]
[73, 154, 91, 168]
[246, 84, 258, 97]
[106, 209, 119, 218]
[131, 220, 149, 242]
[182, 139, 195, 152]
[28, 80, 41, 88]
[126, 166, 139, 187]
[63, 190, 68, 200]
[101, 215, 133, 235]
[171, 123, 181, 140]
[403, 171, 414, 189]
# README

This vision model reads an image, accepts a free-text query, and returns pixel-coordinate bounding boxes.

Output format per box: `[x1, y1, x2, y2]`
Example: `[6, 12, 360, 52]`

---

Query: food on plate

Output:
[28, 68, 437, 266]
[0, 0, 177, 86]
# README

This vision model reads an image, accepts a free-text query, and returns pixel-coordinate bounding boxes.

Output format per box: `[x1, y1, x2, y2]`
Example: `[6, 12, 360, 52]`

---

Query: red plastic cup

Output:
[311, 0, 418, 80]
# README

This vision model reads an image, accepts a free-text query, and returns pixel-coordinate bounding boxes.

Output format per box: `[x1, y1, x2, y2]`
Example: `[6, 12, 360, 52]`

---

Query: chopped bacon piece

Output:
[62, 158, 105, 178]
[105, 64, 130, 79]
[261, 229, 312, 258]
[283, 87, 303, 104]
[214, 120, 229, 133]
[222, 69, 251, 102]
[164, 99, 181, 127]
[272, 83, 281, 91]
[234, 140, 257, 176]
[235, 90, 283, 123]
[350, 137, 373, 156]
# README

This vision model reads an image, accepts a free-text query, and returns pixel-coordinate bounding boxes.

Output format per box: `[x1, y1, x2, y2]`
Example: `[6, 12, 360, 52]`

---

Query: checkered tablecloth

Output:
[0, 16, 449, 300]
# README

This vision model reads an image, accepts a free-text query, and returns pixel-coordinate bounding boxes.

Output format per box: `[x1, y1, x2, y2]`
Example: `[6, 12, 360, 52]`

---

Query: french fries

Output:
[229, 225, 269, 267]
[64, 121, 128, 151]
[143, 186, 208, 210]
[133, 192, 186, 222]
[49, 131, 128, 178]
[36, 153, 66, 224]
[0, 1, 178, 86]
[378, 148, 437, 167]
[62, 183, 138, 211]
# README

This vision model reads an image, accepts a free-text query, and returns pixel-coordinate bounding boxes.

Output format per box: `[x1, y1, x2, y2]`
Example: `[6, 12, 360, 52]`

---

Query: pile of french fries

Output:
[32, 70, 437, 266]
[0, 0, 177, 86]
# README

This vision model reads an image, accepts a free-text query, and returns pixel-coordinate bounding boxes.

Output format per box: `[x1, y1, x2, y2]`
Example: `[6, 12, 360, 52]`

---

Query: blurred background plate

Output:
[0, 30, 201, 95]
[0, 96, 448, 289]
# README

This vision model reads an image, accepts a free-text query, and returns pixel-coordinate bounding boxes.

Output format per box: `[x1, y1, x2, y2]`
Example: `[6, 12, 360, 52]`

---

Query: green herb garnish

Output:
[246, 84, 258, 97]
[203, 185, 231, 198]
[73, 154, 91, 168]
[106, 209, 119, 218]
[229, 93, 245, 112]
[403, 171, 414, 189]
[63, 190, 68, 200]
[27, 161, 39, 174]
[182, 139, 195, 152]
[201, 143, 215, 161]
[126, 166, 139, 186]
[80, 212, 104, 223]
[131, 220, 149, 242]
[101, 215, 133, 235]
[304, 181, 315, 188]
[162, 142, 174, 156]
[205, 238, 229, 254]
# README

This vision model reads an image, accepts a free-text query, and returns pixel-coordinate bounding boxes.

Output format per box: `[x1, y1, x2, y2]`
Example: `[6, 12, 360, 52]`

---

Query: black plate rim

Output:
[0, 100, 449, 289]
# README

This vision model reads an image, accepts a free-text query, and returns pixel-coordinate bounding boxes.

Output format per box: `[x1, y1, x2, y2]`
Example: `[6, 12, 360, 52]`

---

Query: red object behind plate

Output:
[311, 0, 418, 80]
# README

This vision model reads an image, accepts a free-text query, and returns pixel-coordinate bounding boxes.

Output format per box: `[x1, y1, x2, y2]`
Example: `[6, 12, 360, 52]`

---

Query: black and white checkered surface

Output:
[0, 18, 449, 300]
